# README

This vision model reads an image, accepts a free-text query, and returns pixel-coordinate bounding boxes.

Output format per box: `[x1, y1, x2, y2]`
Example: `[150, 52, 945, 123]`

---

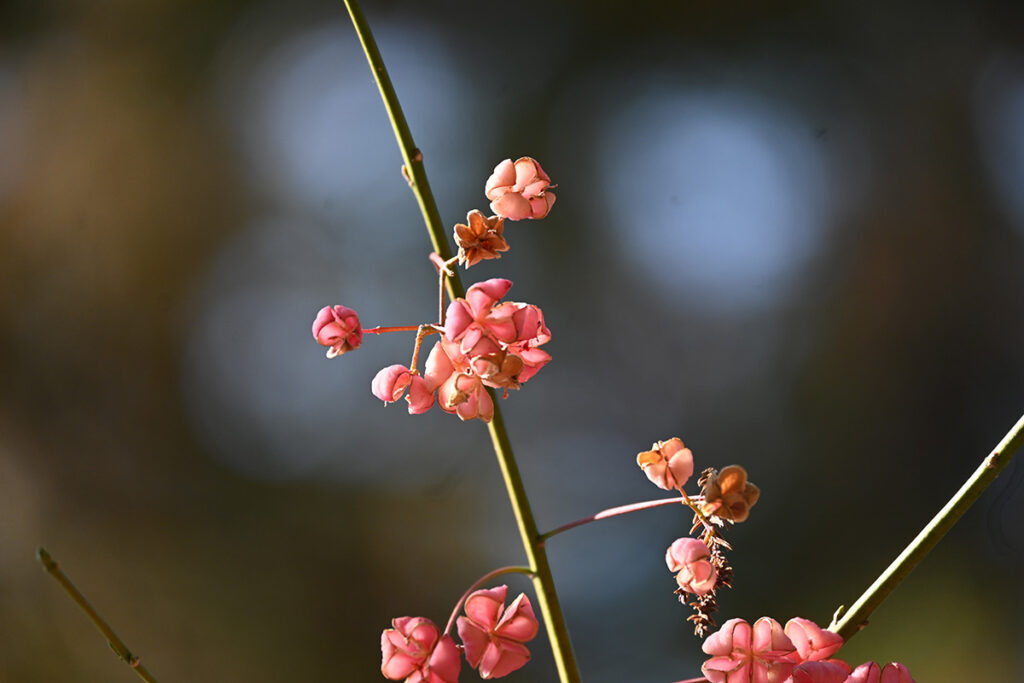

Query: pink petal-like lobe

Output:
[372, 365, 412, 403]
[406, 375, 435, 414]
[787, 661, 850, 683]
[485, 159, 516, 199]
[490, 193, 532, 221]
[784, 618, 843, 663]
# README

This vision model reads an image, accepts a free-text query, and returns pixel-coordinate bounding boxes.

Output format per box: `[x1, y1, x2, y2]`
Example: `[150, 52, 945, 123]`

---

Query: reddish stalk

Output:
[538, 495, 692, 544]
[408, 324, 441, 374]
[363, 325, 421, 334]
[443, 566, 535, 636]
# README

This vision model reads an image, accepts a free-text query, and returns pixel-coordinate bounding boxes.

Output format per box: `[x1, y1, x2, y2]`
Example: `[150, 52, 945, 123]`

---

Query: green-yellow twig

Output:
[341, 0, 462, 303]
[341, 3, 581, 681]
[830, 412, 1024, 641]
[484, 409, 582, 683]
[37, 547, 159, 683]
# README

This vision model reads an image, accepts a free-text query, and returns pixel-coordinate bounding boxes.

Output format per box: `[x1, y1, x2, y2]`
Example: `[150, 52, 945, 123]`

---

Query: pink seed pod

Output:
[485, 157, 556, 220]
[312, 305, 362, 358]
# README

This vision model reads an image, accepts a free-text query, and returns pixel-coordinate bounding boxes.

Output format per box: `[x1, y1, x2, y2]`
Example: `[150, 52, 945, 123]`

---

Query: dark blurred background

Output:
[2, 0, 1024, 681]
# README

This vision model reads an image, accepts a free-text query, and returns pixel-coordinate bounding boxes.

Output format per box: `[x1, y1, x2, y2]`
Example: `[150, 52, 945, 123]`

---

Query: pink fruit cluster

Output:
[314, 157, 557, 421]
[701, 617, 915, 683]
[371, 278, 550, 423]
[381, 586, 539, 682]
[485, 157, 556, 221]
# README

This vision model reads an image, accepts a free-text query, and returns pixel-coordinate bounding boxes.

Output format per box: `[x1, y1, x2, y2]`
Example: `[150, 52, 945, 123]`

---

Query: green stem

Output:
[830, 411, 1024, 641]
[341, 4, 581, 682]
[342, 0, 462, 303]
[36, 548, 159, 683]
[485, 407, 582, 683]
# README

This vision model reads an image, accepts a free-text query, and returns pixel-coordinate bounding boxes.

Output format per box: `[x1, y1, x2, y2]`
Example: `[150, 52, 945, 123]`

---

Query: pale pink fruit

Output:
[312, 305, 362, 358]
[372, 365, 435, 416]
[784, 618, 843, 662]
[666, 538, 718, 596]
[438, 372, 494, 423]
[509, 302, 551, 348]
[456, 586, 539, 679]
[406, 375, 435, 414]
[485, 157, 556, 220]
[786, 661, 852, 683]
[378, 282, 551, 422]
[372, 364, 413, 403]
[445, 279, 517, 355]
[845, 662, 915, 683]
[442, 280, 551, 390]
[381, 616, 461, 683]
[637, 438, 695, 491]
[702, 617, 798, 683]
[511, 346, 550, 384]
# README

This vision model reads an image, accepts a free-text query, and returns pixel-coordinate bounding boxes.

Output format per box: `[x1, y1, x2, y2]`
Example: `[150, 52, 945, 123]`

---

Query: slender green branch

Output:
[485, 408, 582, 683]
[444, 565, 534, 635]
[341, 3, 581, 681]
[36, 548, 159, 683]
[342, 0, 463, 302]
[830, 411, 1024, 641]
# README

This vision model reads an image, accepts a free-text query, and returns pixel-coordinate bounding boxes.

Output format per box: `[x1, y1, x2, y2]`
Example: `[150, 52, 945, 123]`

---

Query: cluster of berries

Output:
[312, 158, 556, 423]
[635, 440, 914, 681]
[637, 437, 758, 634]
[380, 585, 538, 683]
[701, 616, 913, 683]
[371, 278, 550, 422]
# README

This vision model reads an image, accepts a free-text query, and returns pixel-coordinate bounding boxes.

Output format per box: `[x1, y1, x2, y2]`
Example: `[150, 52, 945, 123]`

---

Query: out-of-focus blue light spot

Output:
[182, 217, 364, 480]
[975, 54, 1024, 236]
[598, 87, 836, 312]
[216, 18, 483, 233]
